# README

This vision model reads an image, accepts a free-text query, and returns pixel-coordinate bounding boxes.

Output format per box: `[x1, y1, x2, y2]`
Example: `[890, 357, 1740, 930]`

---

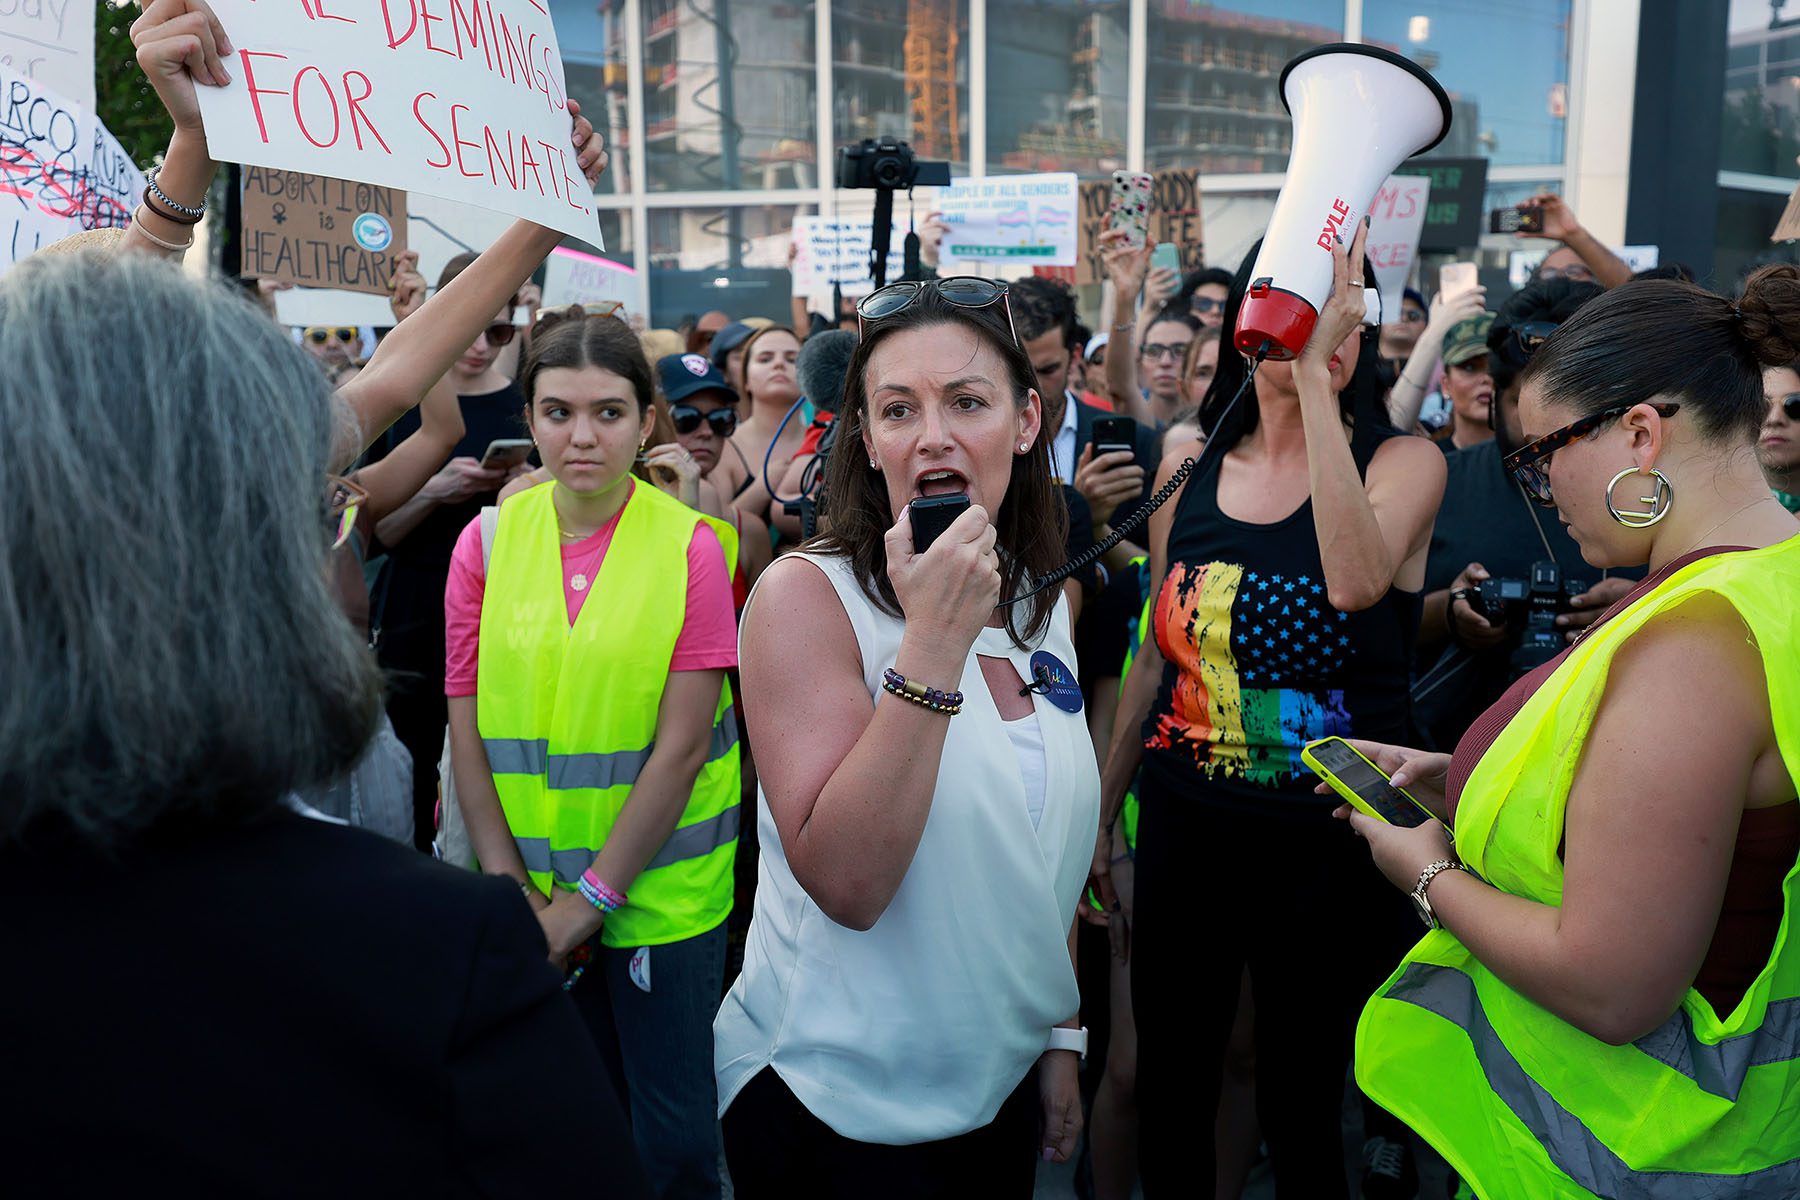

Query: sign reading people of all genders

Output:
[0, 0, 95, 114]
[0, 64, 144, 271]
[194, 0, 602, 247]
[936, 173, 1079, 266]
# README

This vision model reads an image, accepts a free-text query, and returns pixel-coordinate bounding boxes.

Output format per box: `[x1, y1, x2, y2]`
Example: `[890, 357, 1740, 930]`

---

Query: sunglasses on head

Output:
[1512, 321, 1559, 358]
[325, 474, 369, 551]
[856, 277, 1018, 345]
[669, 404, 738, 438]
[1504, 402, 1681, 507]
[305, 327, 358, 345]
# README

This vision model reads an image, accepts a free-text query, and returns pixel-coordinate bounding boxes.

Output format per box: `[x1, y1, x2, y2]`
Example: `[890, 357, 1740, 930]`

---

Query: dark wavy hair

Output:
[1197, 238, 1391, 459]
[813, 289, 1066, 648]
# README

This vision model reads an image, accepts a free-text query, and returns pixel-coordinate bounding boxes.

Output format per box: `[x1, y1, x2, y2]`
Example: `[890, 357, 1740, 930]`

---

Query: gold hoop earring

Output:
[1605, 466, 1673, 528]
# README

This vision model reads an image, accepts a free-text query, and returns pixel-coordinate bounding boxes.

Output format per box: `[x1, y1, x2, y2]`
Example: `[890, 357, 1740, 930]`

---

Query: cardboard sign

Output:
[936, 173, 1079, 266]
[1507, 244, 1659, 289]
[1773, 180, 1800, 244]
[0, 0, 94, 114]
[789, 214, 906, 297]
[0, 65, 143, 272]
[1392, 156, 1488, 252]
[240, 167, 406, 295]
[1075, 168, 1205, 287]
[1366, 174, 1431, 322]
[541, 244, 634, 309]
[195, 0, 601, 246]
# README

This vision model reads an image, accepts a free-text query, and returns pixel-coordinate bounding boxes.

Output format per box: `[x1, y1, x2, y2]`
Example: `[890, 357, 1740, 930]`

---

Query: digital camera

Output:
[1473, 559, 1588, 674]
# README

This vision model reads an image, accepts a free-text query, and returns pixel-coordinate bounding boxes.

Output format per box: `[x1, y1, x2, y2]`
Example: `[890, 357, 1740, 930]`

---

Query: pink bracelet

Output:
[579, 869, 627, 913]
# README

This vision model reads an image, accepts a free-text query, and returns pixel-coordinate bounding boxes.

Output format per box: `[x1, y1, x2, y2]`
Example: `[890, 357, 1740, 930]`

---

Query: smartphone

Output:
[480, 438, 535, 471]
[1488, 205, 1544, 235]
[1438, 261, 1478, 298]
[1302, 737, 1436, 829]
[1150, 242, 1181, 274]
[909, 493, 970, 554]
[1091, 416, 1137, 458]
[1107, 170, 1153, 250]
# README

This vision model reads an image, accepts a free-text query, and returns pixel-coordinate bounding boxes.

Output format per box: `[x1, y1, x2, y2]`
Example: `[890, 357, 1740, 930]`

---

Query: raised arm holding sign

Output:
[126, 0, 608, 467]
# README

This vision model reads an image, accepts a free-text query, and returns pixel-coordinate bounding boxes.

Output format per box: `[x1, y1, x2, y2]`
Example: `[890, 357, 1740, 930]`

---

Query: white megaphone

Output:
[1235, 44, 1451, 361]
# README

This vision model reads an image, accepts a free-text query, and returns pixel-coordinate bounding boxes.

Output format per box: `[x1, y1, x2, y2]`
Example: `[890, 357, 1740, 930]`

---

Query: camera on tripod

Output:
[1472, 559, 1588, 674]
[835, 137, 951, 192]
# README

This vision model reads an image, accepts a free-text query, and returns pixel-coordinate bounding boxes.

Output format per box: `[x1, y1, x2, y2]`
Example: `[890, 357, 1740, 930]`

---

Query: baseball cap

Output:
[1442, 313, 1496, 367]
[707, 321, 755, 368]
[657, 353, 739, 404]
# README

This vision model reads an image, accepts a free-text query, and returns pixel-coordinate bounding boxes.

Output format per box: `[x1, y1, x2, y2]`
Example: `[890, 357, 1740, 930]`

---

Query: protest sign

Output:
[936, 173, 1078, 266]
[1774, 179, 1800, 243]
[0, 65, 143, 271]
[1366, 174, 1430, 322]
[273, 286, 398, 327]
[240, 167, 407, 295]
[541, 245, 634, 309]
[1507, 244, 1659, 289]
[789, 214, 906, 297]
[195, 0, 601, 246]
[1075, 168, 1204, 287]
[0, 0, 94, 114]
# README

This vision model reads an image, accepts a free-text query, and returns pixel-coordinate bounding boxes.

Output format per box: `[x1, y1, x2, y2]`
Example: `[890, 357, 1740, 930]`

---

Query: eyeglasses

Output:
[1401, 308, 1427, 324]
[1511, 321, 1559, 358]
[480, 322, 518, 347]
[1781, 393, 1800, 422]
[856, 277, 1018, 345]
[1504, 402, 1681, 507]
[325, 474, 369, 551]
[669, 404, 738, 438]
[1539, 263, 1595, 284]
[305, 327, 358, 345]
[533, 301, 626, 339]
[1141, 342, 1188, 362]
[1191, 296, 1226, 315]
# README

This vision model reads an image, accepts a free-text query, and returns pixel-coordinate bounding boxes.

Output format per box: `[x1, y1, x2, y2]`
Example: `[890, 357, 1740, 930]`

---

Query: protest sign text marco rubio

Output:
[0, 65, 142, 270]
[196, 0, 601, 246]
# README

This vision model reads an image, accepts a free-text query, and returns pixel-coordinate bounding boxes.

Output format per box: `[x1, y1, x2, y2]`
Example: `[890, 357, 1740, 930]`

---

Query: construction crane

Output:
[904, 0, 961, 161]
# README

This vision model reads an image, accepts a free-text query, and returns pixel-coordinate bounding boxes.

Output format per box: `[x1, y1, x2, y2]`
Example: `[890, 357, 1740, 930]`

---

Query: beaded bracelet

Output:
[578, 868, 627, 914]
[881, 667, 963, 716]
[147, 170, 207, 221]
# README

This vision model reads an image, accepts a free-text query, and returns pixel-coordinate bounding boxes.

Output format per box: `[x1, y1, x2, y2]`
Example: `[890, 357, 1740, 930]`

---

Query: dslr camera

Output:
[1472, 559, 1588, 674]
[835, 137, 951, 191]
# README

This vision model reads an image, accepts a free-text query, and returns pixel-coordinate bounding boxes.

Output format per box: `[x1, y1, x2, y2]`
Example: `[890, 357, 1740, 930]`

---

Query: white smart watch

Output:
[1047, 1026, 1089, 1062]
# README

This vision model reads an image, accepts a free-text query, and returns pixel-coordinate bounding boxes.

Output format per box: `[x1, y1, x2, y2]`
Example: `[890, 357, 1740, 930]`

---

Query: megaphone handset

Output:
[996, 344, 1270, 610]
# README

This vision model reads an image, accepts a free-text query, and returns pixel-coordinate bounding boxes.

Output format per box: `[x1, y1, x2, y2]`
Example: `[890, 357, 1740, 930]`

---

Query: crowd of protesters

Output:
[6, 3, 1800, 1199]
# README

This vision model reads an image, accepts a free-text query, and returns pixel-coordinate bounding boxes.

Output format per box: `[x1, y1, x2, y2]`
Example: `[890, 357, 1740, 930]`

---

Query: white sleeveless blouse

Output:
[714, 552, 1101, 1144]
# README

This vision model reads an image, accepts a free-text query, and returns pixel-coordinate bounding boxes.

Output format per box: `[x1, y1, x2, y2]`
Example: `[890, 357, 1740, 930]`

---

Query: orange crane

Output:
[904, 0, 961, 161]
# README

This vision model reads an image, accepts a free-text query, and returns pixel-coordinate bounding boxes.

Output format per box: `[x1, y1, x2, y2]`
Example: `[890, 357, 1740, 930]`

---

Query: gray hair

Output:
[0, 251, 383, 846]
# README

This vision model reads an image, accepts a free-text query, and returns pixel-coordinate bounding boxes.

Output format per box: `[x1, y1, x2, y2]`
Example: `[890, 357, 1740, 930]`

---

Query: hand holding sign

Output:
[130, 0, 236, 134]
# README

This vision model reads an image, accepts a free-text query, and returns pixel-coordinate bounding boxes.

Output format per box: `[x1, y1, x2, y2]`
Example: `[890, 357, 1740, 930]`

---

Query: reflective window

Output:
[1716, 189, 1796, 291]
[647, 205, 802, 325]
[832, 0, 969, 177]
[1722, 0, 1800, 178]
[642, 0, 818, 193]
[1362, 1, 1570, 167]
[557, 0, 632, 195]
[986, 1, 1130, 175]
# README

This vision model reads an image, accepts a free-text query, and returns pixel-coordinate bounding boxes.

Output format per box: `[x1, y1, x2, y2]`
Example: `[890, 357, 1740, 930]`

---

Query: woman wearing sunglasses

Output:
[445, 311, 740, 1198]
[1759, 364, 1800, 511]
[1344, 268, 1800, 1199]
[717, 277, 1098, 1195]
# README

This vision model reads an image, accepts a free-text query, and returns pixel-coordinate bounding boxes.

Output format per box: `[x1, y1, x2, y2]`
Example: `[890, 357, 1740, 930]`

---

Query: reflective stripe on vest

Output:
[476, 480, 739, 948]
[1356, 537, 1800, 1199]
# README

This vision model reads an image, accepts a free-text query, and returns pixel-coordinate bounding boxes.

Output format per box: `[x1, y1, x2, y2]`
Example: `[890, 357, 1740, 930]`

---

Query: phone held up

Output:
[1301, 737, 1437, 829]
[1091, 416, 1137, 459]
[1438, 261, 1478, 298]
[1488, 204, 1544, 236]
[1107, 170, 1153, 251]
[909, 493, 970, 554]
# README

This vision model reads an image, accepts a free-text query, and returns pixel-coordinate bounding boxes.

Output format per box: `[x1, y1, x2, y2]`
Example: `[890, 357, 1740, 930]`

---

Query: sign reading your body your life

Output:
[196, 0, 600, 246]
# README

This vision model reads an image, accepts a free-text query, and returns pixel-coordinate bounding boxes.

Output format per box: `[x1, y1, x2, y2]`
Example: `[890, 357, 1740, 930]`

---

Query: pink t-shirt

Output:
[443, 485, 738, 698]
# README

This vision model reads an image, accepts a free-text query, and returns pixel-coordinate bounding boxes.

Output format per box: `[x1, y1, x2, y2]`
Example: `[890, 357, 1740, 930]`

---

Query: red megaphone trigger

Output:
[1234, 279, 1315, 362]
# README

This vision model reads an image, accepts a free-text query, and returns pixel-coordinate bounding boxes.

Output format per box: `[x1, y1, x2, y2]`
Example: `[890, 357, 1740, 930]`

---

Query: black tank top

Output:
[1142, 423, 1419, 809]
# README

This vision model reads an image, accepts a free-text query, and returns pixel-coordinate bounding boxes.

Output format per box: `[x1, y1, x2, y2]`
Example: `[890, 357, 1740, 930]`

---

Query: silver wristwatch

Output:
[1410, 858, 1465, 930]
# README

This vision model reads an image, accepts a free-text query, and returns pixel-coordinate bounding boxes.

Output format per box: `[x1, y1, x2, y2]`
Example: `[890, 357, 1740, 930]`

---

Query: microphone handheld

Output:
[908, 493, 970, 553]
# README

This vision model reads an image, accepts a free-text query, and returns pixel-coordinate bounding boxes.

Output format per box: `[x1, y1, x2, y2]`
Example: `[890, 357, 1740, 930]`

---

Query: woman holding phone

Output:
[1092, 225, 1446, 1198]
[444, 313, 740, 1198]
[1343, 270, 1800, 1199]
[717, 278, 1098, 1196]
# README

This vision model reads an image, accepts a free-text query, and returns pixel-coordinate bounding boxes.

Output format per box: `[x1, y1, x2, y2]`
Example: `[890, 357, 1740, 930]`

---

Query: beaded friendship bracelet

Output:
[881, 667, 964, 716]
[578, 868, 628, 914]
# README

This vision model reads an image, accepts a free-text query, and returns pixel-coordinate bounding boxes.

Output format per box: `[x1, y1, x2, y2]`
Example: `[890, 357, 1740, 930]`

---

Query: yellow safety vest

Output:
[477, 481, 740, 947]
[1356, 536, 1800, 1199]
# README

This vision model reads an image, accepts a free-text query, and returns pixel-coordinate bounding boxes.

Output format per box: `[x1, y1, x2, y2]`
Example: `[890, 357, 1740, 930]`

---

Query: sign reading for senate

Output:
[240, 167, 407, 296]
[195, 0, 600, 246]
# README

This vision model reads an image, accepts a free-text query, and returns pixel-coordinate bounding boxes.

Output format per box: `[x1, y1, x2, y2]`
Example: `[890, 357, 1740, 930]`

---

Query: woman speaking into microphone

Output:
[716, 278, 1099, 1196]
